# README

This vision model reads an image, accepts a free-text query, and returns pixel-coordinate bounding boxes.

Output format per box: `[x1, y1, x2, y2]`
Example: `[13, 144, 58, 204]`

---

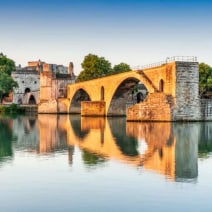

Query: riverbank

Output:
[0, 104, 38, 115]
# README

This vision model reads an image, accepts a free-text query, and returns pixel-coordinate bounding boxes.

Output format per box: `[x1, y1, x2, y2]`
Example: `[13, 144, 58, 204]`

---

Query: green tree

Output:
[113, 62, 131, 73]
[77, 54, 112, 82]
[82, 150, 106, 166]
[0, 72, 18, 102]
[0, 53, 18, 103]
[199, 62, 212, 92]
[0, 53, 15, 75]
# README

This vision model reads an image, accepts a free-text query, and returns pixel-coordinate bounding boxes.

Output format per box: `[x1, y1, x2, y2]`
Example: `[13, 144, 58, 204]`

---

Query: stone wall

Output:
[127, 93, 173, 121]
[173, 62, 200, 121]
[12, 71, 40, 104]
[39, 71, 75, 113]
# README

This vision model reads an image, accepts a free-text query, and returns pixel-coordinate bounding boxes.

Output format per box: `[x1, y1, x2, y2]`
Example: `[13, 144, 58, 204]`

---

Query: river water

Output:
[0, 114, 212, 211]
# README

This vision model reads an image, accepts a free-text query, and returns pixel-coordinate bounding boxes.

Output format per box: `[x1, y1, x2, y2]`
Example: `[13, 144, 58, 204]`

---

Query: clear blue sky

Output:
[1, 0, 212, 74]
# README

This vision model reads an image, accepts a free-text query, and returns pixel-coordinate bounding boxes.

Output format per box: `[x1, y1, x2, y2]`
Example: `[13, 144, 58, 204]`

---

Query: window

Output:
[159, 79, 164, 92]
[101, 86, 104, 100]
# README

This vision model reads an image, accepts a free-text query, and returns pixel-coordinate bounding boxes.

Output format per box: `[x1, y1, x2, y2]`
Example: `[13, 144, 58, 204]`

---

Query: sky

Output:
[0, 0, 212, 75]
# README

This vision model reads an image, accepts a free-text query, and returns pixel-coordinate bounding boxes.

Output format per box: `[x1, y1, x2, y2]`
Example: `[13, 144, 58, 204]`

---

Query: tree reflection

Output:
[82, 150, 106, 167]
[0, 119, 14, 164]
[198, 123, 212, 158]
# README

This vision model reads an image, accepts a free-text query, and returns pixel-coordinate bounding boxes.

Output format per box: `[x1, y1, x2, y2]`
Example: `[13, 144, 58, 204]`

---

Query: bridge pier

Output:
[81, 101, 106, 116]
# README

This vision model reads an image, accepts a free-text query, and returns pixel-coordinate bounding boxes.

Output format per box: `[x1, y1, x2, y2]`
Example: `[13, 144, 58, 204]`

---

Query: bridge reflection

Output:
[2, 115, 207, 181]
[36, 115, 199, 181]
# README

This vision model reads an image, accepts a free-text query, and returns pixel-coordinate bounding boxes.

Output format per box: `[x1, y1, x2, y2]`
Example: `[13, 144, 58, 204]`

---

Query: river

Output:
[0, 114, 212, 211]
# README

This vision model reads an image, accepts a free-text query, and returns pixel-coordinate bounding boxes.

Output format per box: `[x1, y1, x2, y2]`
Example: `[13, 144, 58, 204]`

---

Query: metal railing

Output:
[133, 56, 198, 70]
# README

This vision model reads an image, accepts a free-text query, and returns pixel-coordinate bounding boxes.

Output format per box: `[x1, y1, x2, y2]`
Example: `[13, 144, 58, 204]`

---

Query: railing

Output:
[133, 56, 198, 70]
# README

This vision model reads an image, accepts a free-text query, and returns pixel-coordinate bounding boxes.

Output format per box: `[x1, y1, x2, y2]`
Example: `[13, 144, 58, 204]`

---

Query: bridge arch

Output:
[106, 76, 148, 116]
[67, 70, 158, 116]
[69, 88, 91, 113]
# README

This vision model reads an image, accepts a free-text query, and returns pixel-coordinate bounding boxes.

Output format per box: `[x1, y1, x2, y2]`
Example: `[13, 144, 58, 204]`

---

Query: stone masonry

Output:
[127, 93, 173, 121]
[12, 70, 40, 104]
[127, 61, 200, 121]
[173, 62, 200, 120]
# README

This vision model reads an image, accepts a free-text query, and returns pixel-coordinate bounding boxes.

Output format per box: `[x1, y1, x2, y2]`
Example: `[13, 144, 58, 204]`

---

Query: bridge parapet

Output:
[133, 56, 197, 70]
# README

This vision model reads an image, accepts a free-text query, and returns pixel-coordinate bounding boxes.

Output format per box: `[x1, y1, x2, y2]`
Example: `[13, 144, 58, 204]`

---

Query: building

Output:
[12, 60, 76, 105]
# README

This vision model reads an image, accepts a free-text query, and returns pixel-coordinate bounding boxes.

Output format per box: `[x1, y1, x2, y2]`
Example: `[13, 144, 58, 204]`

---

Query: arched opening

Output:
[59, 89, 64, 97]
[101, 86, 104, 101]
[69, 89, 91, 114]
[28, 95, 36, 104]
[159, 79, 164, 92]
[25, 88, 31, 95]
[107, 78, 148, 116]
[133, 82, 148, 103]
[58, 82, 65, 97]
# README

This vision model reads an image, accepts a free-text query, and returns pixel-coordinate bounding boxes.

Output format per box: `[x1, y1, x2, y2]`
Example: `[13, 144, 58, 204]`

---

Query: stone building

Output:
[12, 69, 40, 104]
[12, 60, 76, 105]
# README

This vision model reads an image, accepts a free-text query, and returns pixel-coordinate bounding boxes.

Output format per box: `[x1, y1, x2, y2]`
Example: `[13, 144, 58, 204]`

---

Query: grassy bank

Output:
[0, 104, 25, 114]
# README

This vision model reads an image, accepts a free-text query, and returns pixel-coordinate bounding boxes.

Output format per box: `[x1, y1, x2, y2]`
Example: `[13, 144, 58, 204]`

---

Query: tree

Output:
[0, 53, 18, 103]
[77, 54, 112, 82]
[0, 72, 18, 103]
[113, 62, 131, 73]
[199, 62, 212, 92]
[0, 53, 15, 75]
[77, 53, 131, 82]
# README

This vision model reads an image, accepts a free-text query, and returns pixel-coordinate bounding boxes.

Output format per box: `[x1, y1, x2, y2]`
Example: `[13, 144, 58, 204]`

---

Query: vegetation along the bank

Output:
[0, 103, 25, 114]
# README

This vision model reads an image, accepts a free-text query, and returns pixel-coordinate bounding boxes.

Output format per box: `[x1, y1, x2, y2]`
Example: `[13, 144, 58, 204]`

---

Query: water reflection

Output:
[38, 115, 68, 154]
[68, 116, 198, 181]
[12, 116, 39, 152]
[198, 123, 212, 158]
[3, 114, 212, 182]
[0, 117, 14, 165]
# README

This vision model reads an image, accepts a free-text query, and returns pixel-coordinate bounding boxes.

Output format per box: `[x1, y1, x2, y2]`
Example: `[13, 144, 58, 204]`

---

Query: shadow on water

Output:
[108, 117, 139, 157]
[3, 114, 212, 182]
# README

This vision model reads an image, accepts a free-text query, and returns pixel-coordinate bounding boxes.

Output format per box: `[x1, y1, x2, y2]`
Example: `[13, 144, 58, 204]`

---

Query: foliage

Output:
[0, 104, 25, 114]
[77, 54, 112, 82]
[0, 53, 15, 75]
[77, 53, 131, 82]
[0, 72, 18, 102]
[0, 53, 18, 103]
[198, 137, 212, 158]
[82, 150, 106, 166]
[0, 119, 13, 160]
[113, 62, 131, 73]
[199, 62, 212, 92]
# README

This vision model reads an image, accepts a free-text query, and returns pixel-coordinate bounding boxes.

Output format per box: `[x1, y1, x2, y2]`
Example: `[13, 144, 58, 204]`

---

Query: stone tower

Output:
[68, 62, 74, 77]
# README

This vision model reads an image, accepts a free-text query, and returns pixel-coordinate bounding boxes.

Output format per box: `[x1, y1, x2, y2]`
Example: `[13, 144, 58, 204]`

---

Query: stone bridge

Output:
[39, 58, 201, 121]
